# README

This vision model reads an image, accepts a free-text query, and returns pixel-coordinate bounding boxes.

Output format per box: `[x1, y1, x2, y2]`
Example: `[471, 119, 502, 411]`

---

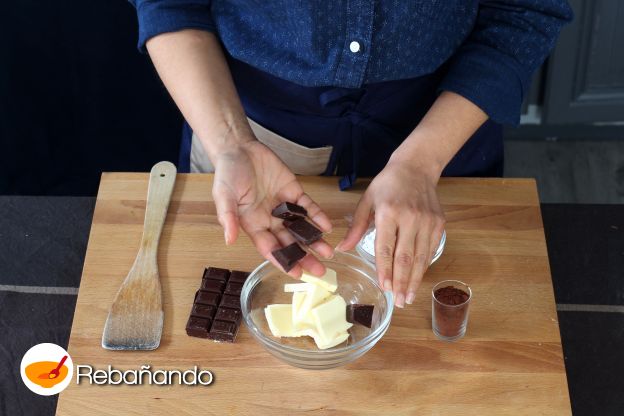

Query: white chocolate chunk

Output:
[284, 282, 314, 292]
[314, 331, 350, 350]
[265, 304, 300, 337]
[311, 295, 353, 344]
[300, 268, 338, 292]
[295, 283, 331, 324]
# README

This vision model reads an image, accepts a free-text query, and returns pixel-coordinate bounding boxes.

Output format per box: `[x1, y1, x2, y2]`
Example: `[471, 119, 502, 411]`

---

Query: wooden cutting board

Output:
[56, 174, 571, 415]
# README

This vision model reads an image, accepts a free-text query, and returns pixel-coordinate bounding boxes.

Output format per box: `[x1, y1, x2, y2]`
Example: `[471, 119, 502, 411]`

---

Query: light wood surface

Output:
[57, 174, 571, 415]
[102, 161, 176, 350]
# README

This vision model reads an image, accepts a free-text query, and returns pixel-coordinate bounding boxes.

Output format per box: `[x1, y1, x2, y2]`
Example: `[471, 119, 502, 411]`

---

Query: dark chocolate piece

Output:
[272, 242, 306, 272]
[202, 267, 230, 282]
[191, 304, 216, 320]
[283, 218, 323, 245]
[207, 320, 238, 342]
[346, 304, 375, 328]
[201, 279, 225, 293]
[195, 290, 221, 306]
[224, 281, 243, 296]
[186, 316, 211, 338]
[215, 307, 242, 323]
[271, 202, 308, 220]
[229, 270, 250, 283]
[220, 294, 240, 309]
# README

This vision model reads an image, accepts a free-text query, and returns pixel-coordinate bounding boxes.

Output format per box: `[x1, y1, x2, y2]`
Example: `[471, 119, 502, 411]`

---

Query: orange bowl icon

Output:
[25, 361, 69, 388]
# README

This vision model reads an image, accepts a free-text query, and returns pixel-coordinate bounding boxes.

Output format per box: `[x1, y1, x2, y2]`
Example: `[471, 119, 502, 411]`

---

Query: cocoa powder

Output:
[433, 285, 470, 338]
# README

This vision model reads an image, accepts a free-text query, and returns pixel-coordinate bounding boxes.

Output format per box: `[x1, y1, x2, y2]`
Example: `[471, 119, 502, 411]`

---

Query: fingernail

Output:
[224, 231, 229, 245]
[406, 292, 415, 304]
[395, 293, 405, 308]
[383, 280, 392, 291]
[335, 240, 345, 251]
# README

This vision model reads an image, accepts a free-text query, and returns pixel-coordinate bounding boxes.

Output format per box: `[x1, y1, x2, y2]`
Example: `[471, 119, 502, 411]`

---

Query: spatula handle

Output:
[140, 161, 177, 254]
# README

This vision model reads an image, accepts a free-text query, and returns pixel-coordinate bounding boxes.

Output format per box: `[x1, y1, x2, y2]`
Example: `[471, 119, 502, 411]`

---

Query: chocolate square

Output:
[186, 316, 211, 338]
[202, 267, 230, 282]
[346, 304, 374, 328]
[220, 294, 240, 309]
[229, 270, 250, 283]
[215, 307, 242, 323]
[201, 279, 225, 293]
[195, 290, 221, 307]
[283, 218, 323, 245]
[208, 320, 238, 342]
[271, 242, 306, 272]
[191, 304, 216, 320]
[225, 281, 243, 296]
[271, 202, 307, 220]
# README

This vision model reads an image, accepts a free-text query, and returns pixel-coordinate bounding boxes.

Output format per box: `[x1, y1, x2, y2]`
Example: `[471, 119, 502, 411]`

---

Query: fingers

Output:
[374, 213, 397, 292]
[392, 221, 418, 308]
[296, 193, 333, 233]
[405, 227, 432, 306]
[212, 184, 240, 245]
[337, 194, 373, 251]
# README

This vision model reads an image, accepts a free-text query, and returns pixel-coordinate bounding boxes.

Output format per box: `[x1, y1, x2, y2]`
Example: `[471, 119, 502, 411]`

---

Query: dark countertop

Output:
[0, 197, 622, 416]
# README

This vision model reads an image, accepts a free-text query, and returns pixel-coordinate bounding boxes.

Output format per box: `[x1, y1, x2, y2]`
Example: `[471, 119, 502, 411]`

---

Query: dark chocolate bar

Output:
[208, 320, 239, 342]
[346, 304, 374, 328]
[228, 270, 250, 283]
[195, 290, 221, 306]
[186, 316, 211, 338]
[284, 218, 323, 245]
[201, 279, 225, 293]
[191, 304, 216, 320]
[272, 242, 306, 272]
[271, 202, 308, 220]
[202, 267, 230, 282]
[187, 267, 248, 343]
[225, 281, 243, 296]
[215, 307, 242, 323]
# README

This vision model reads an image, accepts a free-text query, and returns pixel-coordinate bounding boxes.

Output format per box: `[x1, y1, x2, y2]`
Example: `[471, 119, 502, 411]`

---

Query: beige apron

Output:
[191, 118, 333, 175]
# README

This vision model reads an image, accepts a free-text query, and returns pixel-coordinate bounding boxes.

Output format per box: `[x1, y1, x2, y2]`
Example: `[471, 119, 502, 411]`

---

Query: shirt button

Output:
[349, 41, 361, 53]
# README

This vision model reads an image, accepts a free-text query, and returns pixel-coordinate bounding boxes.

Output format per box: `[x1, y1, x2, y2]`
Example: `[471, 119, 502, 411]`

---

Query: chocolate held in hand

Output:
[271, 202, 308, 220]
[186, 267, 249, 342]
[346, 304, 374, 328]
[284, 218, 323, 245]
[272, 242, 307, 272]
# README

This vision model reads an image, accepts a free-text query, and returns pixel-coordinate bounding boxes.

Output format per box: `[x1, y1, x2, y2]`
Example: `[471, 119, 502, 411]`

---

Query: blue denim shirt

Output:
[129, 0, 572, 126]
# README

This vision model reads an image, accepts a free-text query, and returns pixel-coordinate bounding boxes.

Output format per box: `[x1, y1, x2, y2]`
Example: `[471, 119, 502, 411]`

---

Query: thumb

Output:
[337, 194, 372, 251]
[213, 186, 240, 245]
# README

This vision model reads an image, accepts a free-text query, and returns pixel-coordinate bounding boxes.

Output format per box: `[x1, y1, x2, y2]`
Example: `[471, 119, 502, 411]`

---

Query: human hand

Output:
[211, 139, 334, 277]
[337, 158, 445, 307]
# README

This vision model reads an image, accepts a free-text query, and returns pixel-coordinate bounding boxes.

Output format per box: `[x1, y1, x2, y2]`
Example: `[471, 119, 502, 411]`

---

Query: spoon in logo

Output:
[38, 355, 68, 379]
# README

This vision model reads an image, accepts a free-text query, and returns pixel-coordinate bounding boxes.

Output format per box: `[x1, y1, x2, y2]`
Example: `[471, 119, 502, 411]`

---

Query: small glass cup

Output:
[432, 280, 472, 342]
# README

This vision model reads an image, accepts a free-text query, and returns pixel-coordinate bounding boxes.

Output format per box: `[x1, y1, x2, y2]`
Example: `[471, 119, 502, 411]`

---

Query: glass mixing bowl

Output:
[240, 251, 393, 369]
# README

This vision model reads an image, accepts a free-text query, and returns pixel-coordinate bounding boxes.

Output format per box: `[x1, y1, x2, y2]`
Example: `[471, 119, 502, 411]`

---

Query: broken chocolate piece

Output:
[202, 267, 230, 282]
[191, 304, 216, 320]
[208, 320, 239, 342]
[271, 202, 308, 220]
[228, 270, 250, 283]
[201, 279, 225, 293]
[346, 304, 375, 328]
[272, 242, 307, 272]
[186, 316, 211, 338]
[284, 218, 323, 245]
[195, 290, 221, 306]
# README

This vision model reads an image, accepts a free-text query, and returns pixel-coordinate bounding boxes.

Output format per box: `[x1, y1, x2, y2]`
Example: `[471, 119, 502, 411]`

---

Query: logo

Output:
[20, 343, 73, 396]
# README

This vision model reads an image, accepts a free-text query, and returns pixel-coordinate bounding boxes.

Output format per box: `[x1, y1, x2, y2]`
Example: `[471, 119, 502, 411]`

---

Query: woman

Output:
[129, 1, 572, 307]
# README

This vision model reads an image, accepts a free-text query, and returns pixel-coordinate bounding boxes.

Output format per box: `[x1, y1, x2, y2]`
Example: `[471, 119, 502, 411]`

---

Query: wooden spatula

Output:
[102, 161, 177, 350]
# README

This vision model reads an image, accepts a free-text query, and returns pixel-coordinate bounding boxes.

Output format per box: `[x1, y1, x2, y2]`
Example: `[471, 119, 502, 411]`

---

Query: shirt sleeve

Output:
[128, 0, 216, 52]
[438, 0, 573, 126]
